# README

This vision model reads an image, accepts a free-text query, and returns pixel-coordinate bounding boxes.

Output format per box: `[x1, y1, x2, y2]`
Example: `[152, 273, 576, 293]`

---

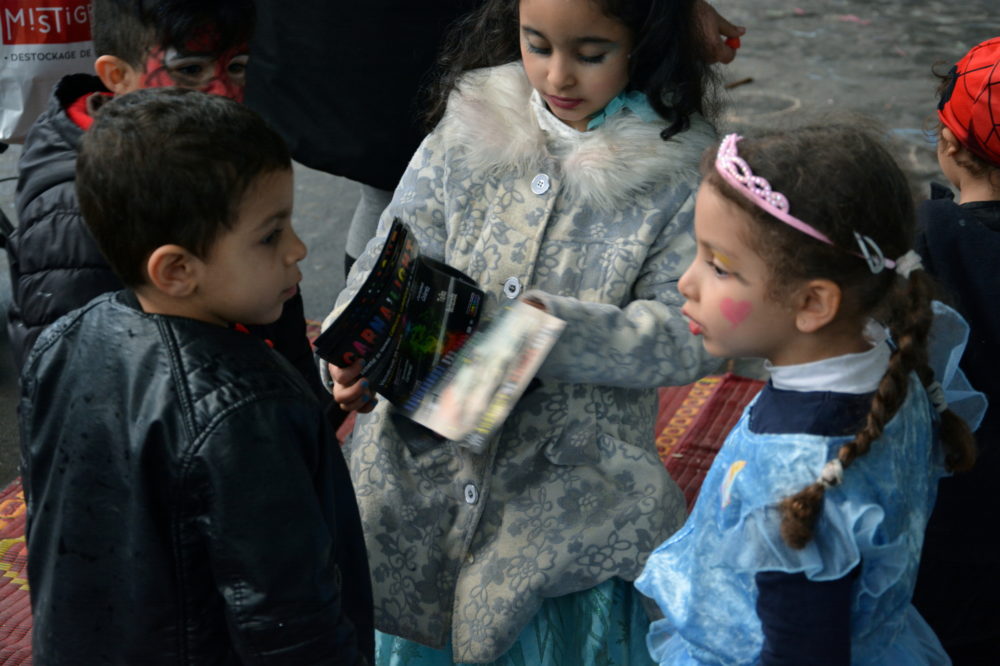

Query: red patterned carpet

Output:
[656, 373, 764, 510]
[0, 480, 31, 665]
[0, 373, 762, 661]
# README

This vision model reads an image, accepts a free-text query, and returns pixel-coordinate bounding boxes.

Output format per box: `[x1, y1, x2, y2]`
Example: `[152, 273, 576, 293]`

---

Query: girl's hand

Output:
[696, 0, 746, 65]
[328, 359, 378, 413]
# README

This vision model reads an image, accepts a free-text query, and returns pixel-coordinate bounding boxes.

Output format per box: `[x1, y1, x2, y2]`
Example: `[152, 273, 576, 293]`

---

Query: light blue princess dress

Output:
[634, 303, 987, 665]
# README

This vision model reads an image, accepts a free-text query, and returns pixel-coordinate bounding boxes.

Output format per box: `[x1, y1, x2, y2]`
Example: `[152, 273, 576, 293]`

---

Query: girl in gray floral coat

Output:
[325, 0, 724, 663]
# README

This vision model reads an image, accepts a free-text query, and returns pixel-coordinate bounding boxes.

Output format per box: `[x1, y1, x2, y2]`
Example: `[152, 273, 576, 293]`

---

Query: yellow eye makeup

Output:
[711, 250, 734, 271]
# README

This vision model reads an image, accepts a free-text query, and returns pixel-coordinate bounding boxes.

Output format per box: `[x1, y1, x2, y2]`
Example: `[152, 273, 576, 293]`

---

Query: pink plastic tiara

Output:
[714, 133, 897, 273]
[714, 133, 835, 245]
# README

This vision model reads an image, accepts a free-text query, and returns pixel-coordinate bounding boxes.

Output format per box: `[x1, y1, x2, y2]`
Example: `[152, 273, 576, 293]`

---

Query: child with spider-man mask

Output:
[911, 36, 1000, 665]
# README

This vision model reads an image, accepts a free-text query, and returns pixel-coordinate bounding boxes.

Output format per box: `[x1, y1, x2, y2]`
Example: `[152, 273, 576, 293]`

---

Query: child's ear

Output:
[145, 245, 200, 297]
[94, 55, 143, 95]
[792, 278, 841, 333]
[939, 127, 961, 158]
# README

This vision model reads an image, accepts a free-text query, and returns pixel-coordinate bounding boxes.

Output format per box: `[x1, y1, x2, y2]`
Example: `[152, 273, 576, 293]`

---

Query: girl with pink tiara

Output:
[635, 125, 987, 665]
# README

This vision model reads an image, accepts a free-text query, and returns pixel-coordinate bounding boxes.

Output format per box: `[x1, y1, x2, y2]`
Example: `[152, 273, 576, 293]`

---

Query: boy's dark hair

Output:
[92, 0, 255, 67]
[76, 87, 291, 287]
[424, 0, 717, 141]
[704, 123, 976, 549]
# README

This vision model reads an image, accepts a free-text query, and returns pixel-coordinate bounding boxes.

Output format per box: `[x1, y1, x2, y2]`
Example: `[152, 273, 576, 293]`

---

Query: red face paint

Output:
[141, 41, 248, 101]
[720, 297, 752, 328]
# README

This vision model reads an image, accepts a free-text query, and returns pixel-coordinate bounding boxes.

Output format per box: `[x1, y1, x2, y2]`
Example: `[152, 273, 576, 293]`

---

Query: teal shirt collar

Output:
[586, 90, 659, 130]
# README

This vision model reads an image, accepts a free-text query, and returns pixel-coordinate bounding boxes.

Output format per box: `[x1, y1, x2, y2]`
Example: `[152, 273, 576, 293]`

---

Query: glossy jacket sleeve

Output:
[191, 396, 368, 664]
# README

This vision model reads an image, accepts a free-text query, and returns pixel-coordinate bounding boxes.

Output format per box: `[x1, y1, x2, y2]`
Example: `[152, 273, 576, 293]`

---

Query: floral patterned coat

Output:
[323, 62, 718, 662]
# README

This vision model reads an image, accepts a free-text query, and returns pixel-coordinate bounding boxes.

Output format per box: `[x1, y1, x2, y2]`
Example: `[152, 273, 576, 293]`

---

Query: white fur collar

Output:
[442, 62, 716, 211]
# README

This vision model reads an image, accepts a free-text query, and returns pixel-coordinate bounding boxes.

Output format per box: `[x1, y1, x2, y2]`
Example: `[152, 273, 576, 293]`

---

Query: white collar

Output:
[530, 89, 588, 142]
[765, 341, 891, 394]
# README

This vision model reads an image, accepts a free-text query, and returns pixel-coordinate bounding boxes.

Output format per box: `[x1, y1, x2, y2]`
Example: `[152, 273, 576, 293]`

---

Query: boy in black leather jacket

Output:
[18, 88, 372, 664]
[6, 0, 327, 408]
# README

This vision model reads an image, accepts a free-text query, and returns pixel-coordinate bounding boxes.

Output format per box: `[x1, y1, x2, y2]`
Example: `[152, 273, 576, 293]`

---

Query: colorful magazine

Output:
[402, 300, 565, 453]
[314, 219, 564, 447]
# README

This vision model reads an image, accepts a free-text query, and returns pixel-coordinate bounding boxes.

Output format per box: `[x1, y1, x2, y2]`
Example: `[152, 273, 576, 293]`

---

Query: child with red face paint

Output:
[89, 0, 250, 102]
[635, 125, 986, 664]
[5, 0, 327, 408]
[910, 37, 1000, 664]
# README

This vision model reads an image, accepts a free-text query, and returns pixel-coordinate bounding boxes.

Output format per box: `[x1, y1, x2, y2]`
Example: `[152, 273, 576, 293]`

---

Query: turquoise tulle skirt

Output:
[375, 577, 655, 665]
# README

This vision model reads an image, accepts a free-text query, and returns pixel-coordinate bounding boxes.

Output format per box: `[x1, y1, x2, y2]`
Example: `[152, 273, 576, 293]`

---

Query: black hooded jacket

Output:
[6, 74, 115, 372]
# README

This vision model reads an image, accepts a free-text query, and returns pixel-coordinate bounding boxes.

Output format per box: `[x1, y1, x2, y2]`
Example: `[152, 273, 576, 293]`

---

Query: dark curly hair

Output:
[703, 124, 977, 549]
[424, 0, 718, 142]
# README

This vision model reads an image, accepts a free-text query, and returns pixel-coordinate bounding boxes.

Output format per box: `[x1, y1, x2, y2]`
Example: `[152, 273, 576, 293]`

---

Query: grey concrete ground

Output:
[0, 0, 995, 486]
[716, 0, 995, 191]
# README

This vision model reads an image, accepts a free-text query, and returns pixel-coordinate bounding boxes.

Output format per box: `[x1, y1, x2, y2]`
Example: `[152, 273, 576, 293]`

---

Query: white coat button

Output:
[464, 483, 479, 505]
[530, 173, 550, 195]
[503, 277, 522, 300]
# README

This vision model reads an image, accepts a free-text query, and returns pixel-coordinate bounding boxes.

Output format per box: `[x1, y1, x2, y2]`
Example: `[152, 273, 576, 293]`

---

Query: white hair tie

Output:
[817, 459, 844, 488]
[926, 381, 949, 414]
[893, 250, 924, 279]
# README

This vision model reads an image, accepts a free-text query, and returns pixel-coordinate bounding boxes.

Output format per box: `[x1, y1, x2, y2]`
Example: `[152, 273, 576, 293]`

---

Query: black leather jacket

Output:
[19, 291, 373, 664]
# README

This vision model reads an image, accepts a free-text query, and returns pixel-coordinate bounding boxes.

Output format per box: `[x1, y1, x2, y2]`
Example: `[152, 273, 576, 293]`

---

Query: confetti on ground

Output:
[837, 14, 872, 25]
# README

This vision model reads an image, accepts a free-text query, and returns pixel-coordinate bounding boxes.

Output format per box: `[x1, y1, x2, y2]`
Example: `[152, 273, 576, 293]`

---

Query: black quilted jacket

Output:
[6, 74, 115, 372]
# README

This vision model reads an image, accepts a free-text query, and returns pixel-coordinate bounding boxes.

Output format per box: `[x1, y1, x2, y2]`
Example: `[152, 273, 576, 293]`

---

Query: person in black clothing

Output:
[20, 87, 372, 664]
[912, 36, 1000, 666]
[6, 0, 328, 405]
[246, 0, 480, 278]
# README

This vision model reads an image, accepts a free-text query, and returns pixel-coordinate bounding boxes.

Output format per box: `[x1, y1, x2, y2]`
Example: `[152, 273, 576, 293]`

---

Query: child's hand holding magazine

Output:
[317, 219, 564, 451]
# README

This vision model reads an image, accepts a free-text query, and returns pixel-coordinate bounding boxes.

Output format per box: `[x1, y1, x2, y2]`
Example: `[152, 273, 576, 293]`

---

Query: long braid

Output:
[779, 270, 976, 549]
